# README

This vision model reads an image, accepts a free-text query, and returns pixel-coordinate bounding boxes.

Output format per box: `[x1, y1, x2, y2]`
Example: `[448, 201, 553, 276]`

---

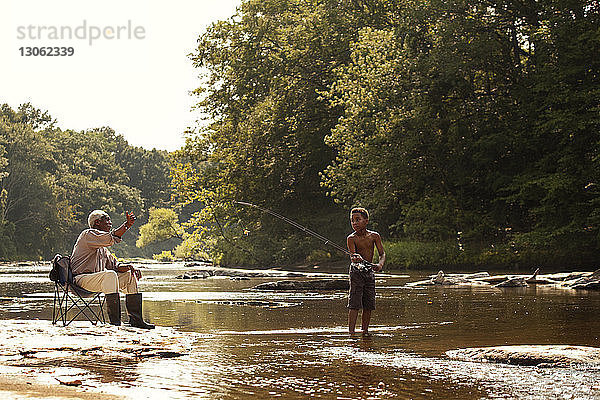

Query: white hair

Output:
[88, 210, 109, 229]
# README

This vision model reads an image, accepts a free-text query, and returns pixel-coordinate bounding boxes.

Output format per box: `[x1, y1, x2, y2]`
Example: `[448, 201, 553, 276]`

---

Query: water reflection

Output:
[1, 263, 599, 399]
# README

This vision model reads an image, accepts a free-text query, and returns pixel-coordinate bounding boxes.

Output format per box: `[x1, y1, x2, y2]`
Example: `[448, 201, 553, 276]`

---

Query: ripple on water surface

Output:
[316, 346, 600, 399]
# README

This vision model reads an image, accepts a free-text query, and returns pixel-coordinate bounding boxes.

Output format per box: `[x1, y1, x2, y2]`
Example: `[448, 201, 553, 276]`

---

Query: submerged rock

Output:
[408, 271, 487, 287]
[0, 320, 193, 361]
[178, 271, 212, 279]
[408, 268, 600, 290]
[176, 266, 345, 280]
[493, 277, 528, 288]
[570, 281, 600, 290]
[446, 345, 600, 367]
[208, 300, 297, 308]
[252, 279, 349, 291]
[562, 269, 600, 290]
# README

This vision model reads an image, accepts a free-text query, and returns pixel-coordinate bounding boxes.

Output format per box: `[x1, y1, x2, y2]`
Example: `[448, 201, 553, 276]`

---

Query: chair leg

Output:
[99, 295, 106, 324]
[65, 292, 105, 326]
[52, 284, 59, 324]
[53, 285, 64, 325]
[61, 289, 68, 326]
[52, 283, 106, 327]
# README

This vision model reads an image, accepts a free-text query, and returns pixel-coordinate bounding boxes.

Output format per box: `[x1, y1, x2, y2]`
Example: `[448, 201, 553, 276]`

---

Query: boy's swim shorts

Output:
[347, 263, 375, 310]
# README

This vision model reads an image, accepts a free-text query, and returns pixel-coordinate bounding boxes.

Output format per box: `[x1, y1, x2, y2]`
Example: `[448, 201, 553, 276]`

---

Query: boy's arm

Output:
[347, 235, 364, 263]
[374, 233, 385, 271]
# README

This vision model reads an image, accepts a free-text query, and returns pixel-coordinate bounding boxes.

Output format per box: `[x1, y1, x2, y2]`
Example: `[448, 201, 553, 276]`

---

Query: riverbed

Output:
[1, 262, 599, 399]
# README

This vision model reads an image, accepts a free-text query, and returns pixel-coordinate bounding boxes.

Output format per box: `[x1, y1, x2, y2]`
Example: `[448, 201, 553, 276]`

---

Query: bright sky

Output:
[0, 0, 241, 152]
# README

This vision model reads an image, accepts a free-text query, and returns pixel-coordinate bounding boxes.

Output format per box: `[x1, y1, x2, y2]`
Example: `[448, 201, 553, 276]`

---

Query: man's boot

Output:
[125, 293, 155, 329]
[105, 293, 121, 326]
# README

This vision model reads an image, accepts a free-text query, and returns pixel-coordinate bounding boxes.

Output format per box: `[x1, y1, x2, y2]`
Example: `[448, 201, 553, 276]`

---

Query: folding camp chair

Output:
[51, 254, 106, 326]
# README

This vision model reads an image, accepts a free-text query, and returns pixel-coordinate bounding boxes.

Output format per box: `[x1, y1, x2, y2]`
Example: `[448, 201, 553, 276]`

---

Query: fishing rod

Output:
[234, 201, 376, 269]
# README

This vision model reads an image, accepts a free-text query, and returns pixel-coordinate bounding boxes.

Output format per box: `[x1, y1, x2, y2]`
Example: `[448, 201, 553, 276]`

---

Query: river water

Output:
[1, 262, 600, 399]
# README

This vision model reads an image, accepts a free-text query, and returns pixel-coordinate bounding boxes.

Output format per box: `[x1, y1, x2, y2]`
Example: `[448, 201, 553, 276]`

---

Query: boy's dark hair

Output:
[350, 207, 369, 220]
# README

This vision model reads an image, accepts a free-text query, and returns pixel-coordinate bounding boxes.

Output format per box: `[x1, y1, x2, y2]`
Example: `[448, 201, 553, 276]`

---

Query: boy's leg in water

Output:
[361, 270, 376, 335]
[348, 309, 359, 333]
[348, 266, 364, 334]
[361, 309, 372, 334]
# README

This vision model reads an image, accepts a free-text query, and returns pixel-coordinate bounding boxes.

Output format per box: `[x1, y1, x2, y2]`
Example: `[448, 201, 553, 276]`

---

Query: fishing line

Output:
[234, 201, 376, 269]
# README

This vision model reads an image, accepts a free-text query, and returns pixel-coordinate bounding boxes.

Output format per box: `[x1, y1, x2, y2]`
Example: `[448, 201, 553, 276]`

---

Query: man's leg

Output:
[361, 272, 376, 335]
[75, 270, 119, 294]
[348, 309, 359, 334]
[117, 270, 138, 294]
[362, 271, 375, 335]
[74, 270, 121, 325]
[117, 270, 154, 329]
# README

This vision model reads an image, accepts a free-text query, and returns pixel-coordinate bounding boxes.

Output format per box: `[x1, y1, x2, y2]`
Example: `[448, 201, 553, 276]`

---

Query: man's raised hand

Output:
[125, 211, 136, 228]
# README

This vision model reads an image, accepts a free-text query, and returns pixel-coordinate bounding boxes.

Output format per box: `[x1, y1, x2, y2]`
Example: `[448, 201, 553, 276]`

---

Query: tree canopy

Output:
[4, 0, 599, 269]
[0, 103, 173, 260]
[172, 0, 600, 268]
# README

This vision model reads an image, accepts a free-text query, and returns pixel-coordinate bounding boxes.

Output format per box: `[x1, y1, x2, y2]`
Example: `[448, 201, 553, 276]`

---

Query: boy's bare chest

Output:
[353, 235, 375, 252]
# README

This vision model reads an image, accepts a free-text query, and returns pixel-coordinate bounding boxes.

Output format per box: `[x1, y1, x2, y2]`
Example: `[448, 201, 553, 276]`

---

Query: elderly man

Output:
[71, 210, 154, 329]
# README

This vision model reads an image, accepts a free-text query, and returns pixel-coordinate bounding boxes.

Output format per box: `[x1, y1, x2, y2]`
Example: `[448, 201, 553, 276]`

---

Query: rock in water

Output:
[563, 268, 600, 290]
[493, 277, 528, 287]
[432, 270, 470, 285]
[464, 272, 490, 279]
[252, 279, 349, 291]
[407, 270, 474, 287]
[432, 270, 445, 284]
[446, 345, 600, 367]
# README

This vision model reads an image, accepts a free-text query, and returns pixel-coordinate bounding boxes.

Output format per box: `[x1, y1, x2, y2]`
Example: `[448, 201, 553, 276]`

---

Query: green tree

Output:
[113, 136, 172, 209]
[0, 104, 70, 258]
[177, 0, 392, 265]
[0, 140, 14, 259]
[136, 207, 183, 248]
[44, 126, 144, 255]
[323, 0, 600, 267]
[503, 0, 600, 264]
[0, 103, 174, 260]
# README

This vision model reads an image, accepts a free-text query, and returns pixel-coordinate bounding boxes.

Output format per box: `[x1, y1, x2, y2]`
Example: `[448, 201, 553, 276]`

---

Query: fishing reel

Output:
[351, 261, 376, 272]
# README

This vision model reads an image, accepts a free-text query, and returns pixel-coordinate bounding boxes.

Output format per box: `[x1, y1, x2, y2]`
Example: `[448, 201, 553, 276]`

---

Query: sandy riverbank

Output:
[0, 319, 199, 399]
[0, 369, 121, 399]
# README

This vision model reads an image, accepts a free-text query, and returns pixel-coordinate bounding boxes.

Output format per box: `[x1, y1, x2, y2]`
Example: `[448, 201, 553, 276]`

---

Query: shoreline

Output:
[0, 320, 197, 400]
[1, 259, 597, 275]
[0, 368, 121, 400]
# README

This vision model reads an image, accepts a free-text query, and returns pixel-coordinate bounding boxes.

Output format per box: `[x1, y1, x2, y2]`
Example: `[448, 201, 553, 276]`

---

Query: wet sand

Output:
[0, 319, 196, 399]
[0, 371, 121, 399]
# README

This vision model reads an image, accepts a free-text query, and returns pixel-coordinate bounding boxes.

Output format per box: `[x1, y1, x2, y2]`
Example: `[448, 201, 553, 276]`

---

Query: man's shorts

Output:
[347, 263, 376, 310]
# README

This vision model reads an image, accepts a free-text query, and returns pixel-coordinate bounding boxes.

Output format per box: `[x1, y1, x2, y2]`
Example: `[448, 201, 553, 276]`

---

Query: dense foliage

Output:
[324, 0, 600, 268]
[172, 0, 390, 266]
[0, 103, 173, 260]
[173, 0, 600, 269]
[5, 0, 599, 270]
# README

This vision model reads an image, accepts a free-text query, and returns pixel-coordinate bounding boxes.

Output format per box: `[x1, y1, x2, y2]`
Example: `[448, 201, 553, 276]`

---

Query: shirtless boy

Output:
[347, 207, 386, 335]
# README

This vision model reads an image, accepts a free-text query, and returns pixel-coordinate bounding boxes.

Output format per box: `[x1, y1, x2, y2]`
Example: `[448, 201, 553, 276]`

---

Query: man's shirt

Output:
[70, 229, 122, 276]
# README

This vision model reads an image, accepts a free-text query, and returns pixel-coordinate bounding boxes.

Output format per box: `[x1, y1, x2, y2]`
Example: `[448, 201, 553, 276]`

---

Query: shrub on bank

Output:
[305, 249, 332, 264]
[382, 237, 600, 271]
[153, 250, 174, 262]
[381, 240, 462, 269]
